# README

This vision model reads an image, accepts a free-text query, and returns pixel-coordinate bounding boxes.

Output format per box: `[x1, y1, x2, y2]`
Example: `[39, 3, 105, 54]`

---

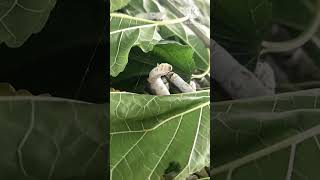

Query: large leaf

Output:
[151, 41, 196, 75]
[110, 13, 162, 77]
[110, 90, 210, 179]
[212, 88, 320, 179]
[0, 96, 107, 179]
[0, 0, 56, 47]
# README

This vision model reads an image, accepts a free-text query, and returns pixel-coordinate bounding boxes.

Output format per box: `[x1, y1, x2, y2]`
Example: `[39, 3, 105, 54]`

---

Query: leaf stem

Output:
[110, 13, 190, 26]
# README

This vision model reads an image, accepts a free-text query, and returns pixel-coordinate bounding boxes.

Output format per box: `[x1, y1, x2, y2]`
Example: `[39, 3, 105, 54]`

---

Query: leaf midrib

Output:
[110, 101, 209, 135]
[110, 13, 190, 35]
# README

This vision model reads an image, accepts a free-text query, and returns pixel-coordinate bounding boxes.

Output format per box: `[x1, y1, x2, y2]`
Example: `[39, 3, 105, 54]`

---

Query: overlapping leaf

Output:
[212, 89, 320, 180]
[110, 13, 162, 77]
[110, 90, 210, 179]
[0, 0, 56, 47]
[0, 96, 107, 179]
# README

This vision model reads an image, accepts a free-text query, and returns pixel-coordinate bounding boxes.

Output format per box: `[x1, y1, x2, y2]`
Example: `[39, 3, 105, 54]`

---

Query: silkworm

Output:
[147, 63, 173, 95]
[166, 72, 196, 93]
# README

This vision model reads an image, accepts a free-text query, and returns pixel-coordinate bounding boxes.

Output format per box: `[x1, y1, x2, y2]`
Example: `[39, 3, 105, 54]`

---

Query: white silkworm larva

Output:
[161, 76, 170, 90]
[148, 63, 173, 95]
[189, 80, 197, 91]
[166, 72, 196, 93]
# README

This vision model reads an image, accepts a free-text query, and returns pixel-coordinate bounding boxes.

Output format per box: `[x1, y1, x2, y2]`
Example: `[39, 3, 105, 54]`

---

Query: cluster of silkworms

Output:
[147, 63, 196, 95]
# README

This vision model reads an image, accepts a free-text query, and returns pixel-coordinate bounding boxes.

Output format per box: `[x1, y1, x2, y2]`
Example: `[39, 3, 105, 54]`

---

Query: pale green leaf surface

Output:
[110, 0, 131, 12]
[0, 96, 107, 179]
[154, 41, 195, 74]
[110, 90, 210, 180]
[212, 89, 320, 180]
[110, 13, 162, 77]
[0, 0, 56, 47]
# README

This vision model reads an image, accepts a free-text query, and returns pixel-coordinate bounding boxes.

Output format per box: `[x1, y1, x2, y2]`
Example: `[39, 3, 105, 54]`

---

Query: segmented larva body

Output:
[147, 63, 173, 95]
[147, 63, 196, 95]
[166, 72, 196, 93]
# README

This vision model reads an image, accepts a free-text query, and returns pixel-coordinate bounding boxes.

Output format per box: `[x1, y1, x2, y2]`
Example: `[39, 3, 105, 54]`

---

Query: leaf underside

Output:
[110, 90, 210, 180]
